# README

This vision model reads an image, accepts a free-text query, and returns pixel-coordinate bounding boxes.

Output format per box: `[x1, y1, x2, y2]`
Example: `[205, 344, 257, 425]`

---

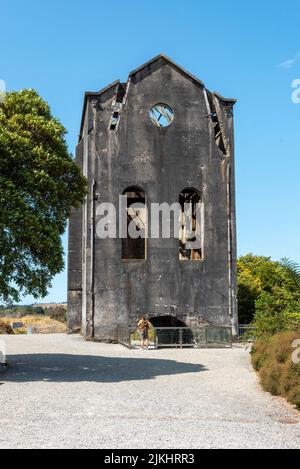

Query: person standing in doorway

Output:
[137, 315, 152, 350]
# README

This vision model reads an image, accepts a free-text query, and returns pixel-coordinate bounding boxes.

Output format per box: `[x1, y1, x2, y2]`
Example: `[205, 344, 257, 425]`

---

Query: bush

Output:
[0, 320, 14, 334]
[251, 332, 300, 409]
[260, 359, 283, 395]
[46, 306, 67, 324]
[237, 255, 300, 324]
[251, 308, 300, 340]
[33, 307, 45, 315]
[251, 337, 271, 371]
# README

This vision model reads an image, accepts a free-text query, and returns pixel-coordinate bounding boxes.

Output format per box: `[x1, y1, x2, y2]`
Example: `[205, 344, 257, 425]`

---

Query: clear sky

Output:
[1, 0, 300, 304]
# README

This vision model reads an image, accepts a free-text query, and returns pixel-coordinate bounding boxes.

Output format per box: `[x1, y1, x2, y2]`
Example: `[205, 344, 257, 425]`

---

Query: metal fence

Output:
[118, 325, 232, 349]
[238, 324, 255, 342]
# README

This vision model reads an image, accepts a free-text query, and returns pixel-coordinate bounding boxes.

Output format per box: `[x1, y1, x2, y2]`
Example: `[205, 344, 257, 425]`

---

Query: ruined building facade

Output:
[67, 55, 238, 341]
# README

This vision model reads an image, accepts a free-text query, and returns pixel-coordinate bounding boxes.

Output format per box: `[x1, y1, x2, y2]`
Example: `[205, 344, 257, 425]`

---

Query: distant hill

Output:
[0, 302, 67, 309]
[0, 302, 67, 326]
[0, 303, 67, 314]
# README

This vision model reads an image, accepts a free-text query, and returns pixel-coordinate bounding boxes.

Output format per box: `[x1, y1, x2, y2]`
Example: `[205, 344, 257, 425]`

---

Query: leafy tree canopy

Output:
[0, 89, 87, 303]
[238, 254, 300, 325]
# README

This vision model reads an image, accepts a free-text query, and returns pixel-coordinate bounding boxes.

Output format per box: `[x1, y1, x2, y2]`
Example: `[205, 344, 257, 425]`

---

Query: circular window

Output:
[150, 103, 174, 128]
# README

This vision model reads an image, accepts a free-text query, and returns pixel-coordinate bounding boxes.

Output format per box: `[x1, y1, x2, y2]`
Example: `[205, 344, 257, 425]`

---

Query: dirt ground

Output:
[0, 333, 299, 449]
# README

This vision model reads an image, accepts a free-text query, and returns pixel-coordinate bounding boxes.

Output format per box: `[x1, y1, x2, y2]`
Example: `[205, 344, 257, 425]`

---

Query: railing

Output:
[118, 325, 232, 349]
[118, 326, 132, 348]
[238, 324, 255, 342]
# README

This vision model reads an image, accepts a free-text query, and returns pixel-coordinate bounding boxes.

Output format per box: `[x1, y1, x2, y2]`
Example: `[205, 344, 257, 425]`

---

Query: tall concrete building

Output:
[67, 54, 238, 342]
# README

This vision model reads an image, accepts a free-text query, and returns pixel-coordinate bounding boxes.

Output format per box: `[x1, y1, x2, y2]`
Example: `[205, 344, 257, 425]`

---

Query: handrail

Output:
[117, 325, 232, 349]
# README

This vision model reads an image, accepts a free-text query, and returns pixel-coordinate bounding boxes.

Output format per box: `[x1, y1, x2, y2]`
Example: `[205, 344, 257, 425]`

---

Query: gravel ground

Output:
[0, 333, 299, 449]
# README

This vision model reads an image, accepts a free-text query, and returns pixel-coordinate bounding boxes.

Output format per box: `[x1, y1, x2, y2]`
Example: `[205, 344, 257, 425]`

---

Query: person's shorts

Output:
[140, 330, 148, 340]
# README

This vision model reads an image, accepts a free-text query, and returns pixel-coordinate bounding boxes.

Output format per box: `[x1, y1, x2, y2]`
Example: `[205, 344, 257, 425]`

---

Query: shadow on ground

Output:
[2, 354, 207, 383]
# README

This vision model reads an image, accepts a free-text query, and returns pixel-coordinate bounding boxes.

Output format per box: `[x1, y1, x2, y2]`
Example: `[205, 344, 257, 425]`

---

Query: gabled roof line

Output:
[78, 55, 237, 142]
[129, 53, 205, 88]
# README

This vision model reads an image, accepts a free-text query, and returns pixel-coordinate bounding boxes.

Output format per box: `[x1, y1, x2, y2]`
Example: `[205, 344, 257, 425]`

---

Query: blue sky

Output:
[1, 0, 300, 304]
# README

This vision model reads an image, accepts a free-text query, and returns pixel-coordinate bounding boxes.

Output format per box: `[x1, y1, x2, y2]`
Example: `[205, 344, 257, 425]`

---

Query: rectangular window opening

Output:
[122, 191, 146, 260]
[179, 189, 203, 261]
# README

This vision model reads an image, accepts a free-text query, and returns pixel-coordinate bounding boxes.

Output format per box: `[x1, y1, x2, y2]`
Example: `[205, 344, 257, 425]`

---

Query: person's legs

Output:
[145, 331, 149, 349]
[141, 331, 147, 349]
[140, 331, 144, 349]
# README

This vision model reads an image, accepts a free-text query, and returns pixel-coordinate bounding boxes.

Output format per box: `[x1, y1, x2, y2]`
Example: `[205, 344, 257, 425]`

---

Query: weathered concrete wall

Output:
[67, 140, 84, 332]
[68, 56, 238, 341]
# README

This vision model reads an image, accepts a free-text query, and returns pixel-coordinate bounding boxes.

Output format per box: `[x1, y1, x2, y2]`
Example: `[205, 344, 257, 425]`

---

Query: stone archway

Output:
[149, 315, 187, 328]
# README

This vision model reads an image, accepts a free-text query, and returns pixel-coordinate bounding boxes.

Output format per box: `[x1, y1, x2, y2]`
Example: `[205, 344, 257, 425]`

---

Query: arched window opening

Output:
[179, 188, 203, 261]
[122, 187, 146, 260]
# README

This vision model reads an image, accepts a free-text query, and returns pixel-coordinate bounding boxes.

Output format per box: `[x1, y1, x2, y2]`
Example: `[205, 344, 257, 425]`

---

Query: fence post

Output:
[179, 328, 183, 349]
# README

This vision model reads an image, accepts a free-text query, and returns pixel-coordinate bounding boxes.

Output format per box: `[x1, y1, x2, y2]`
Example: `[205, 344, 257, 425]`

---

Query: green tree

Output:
[0, 89, 87, 303]
[238, 254, 278, 323]
[280, 258, 300, 291]
[33, 306, 45, 315]
[238, 254, 300, 324]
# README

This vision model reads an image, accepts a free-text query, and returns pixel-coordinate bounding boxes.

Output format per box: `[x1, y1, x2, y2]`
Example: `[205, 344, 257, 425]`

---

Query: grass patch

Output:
[0, 316, 67, 334]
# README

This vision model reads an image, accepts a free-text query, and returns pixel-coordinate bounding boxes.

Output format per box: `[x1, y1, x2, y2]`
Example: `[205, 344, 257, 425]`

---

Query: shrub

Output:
[251, 308, 300, 340]
[251, 331, 300, 409]
[251, 338, 271, 371]
[260, 359, 283, 395]
[46, 306, 67, 324]
[0, 320, 14, 334]
[287, 386, 300, 409]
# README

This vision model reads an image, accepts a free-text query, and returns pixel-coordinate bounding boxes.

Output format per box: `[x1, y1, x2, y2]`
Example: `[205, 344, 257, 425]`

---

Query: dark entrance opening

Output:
[149, 316, 193, 347]
[150, 316, 186, 328]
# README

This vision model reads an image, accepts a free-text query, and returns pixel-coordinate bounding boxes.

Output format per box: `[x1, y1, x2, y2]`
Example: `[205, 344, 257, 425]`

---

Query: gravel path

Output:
[0, 334, 299, 449]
